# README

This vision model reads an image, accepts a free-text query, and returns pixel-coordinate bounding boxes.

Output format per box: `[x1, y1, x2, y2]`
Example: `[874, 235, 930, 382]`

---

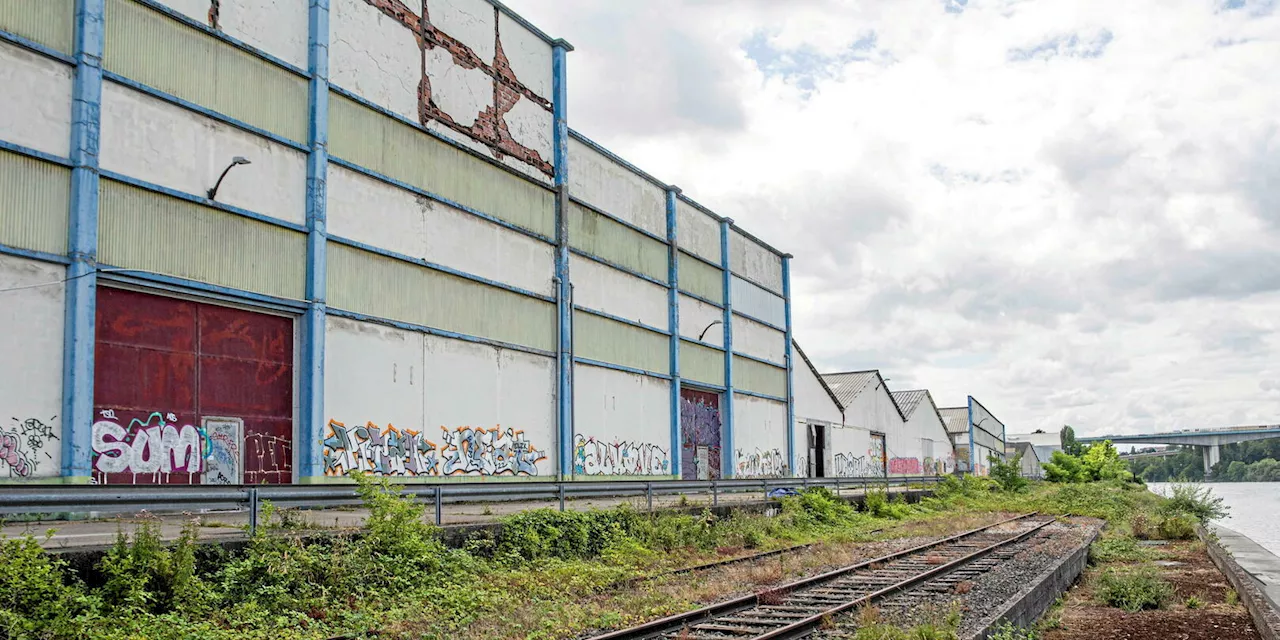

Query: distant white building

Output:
[1007, 430, 1062, 466]
[890, 390, 956, 475]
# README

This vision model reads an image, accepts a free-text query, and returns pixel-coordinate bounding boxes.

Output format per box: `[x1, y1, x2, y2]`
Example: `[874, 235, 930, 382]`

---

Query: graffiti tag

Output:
[574, 435, 670, 476]
[1, 416, 59, 478]
[92, 411, 203, 475]
[736, 448, 786, 478]
[888, 457, 922, 475]
[322, 420, 546, 477]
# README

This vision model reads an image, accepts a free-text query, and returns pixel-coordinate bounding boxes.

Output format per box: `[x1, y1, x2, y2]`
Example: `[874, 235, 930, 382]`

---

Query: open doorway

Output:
[807, 422, 826, 477]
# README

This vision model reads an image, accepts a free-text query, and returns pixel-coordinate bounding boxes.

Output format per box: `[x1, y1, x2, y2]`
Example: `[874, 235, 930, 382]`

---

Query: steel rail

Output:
[585, 512, 1042, 640]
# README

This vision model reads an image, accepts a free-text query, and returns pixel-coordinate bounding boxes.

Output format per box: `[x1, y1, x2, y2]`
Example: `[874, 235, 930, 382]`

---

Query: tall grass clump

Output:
[1094, 567, 1173, 612]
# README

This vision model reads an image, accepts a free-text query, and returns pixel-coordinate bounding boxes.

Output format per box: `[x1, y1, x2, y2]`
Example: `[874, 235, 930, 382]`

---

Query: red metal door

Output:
[679, 388, 722, 481]
[93, 288, 294, 484]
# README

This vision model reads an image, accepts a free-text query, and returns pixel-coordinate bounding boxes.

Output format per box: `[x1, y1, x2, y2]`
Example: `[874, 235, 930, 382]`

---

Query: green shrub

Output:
[1090, 535, 1150, 563]
[1160, 484, 1228, 522]
[989, 454, 1029, 493]
[0, 534, 94, 636]
[1094, 567, 1173, 612]
[1157, 515, 1197, 540]
[989, 621, 1039, 640]
[494, 507, 640, 561]
[99, 519, 208, 615]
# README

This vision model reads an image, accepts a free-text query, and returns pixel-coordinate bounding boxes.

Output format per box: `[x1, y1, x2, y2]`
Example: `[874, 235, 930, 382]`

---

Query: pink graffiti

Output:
[888, 457, 922, 475]
[0, 430, 33, 478]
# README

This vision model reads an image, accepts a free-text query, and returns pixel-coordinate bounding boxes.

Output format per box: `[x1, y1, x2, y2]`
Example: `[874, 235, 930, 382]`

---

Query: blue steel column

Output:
[720, 219, 735, 477]
[967, 396, 975, 474]
[666, 188, 682, 479]
[782, 254, 795, 477]
[299, 0, 330, 481]
[61, 0, 105, 480]
[552, 40, 574, 480]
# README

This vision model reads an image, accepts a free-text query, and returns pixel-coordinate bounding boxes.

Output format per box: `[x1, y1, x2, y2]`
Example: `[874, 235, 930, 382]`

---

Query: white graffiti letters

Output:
[573, 435, 671, 476]
[91, 412, 203, 475]
[736, 448, 786, 478]
[322, 421, 546, 477]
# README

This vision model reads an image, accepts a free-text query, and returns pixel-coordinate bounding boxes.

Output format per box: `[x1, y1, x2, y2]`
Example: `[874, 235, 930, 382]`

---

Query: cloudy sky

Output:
[512, 0, 1280, 437]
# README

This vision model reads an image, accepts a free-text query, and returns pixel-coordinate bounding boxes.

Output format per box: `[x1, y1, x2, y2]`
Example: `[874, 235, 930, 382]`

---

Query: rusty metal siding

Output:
[0, 0, 74, 53]
[678, 251, 723, 303]
[568, 202, 667, 281]
[573, 310, 668, 374]
[733, 356, 787, 398]
[103, 0, 308, 143]
[328, 93, 556, 238]
[679, 340, 725, 388]
[730, 229, 784, 294]
[326, 243, 555, 352]
[0, 149, 70, 255]
[98, 179, 306, 299]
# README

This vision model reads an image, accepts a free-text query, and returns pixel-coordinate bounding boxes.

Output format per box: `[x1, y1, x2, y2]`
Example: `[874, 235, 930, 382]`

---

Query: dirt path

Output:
[1043, 539, 1260, 640]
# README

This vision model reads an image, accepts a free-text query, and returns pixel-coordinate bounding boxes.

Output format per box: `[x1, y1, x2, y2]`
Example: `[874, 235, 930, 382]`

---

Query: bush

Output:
[1090, 535, 1151, 564]
[1094, 567, 1173, 612]
[989, 622, 1039, 640]
[1157, 515, 1197, 540]
[1160, 484, 1228, 522]
[494, 506, 640, 561]
[989, 453, 1029, 493]
[0, 534, 94, 636]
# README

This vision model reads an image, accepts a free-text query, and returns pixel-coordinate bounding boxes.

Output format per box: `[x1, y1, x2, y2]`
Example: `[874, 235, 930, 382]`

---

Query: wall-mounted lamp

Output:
[207, 156, 251, 201]
[697, 320, 723, 341]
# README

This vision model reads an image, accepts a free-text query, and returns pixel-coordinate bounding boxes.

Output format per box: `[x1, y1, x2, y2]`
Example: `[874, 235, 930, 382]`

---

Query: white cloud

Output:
[510, 0, 1280, 436]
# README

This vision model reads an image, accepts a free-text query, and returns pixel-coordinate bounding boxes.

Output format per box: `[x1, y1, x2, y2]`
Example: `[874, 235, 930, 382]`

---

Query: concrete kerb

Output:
[963, 522, 1100, 640]
[1199, 524, 1280, 640]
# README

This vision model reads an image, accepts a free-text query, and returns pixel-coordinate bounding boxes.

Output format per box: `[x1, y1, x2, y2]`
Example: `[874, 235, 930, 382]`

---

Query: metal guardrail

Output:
[0, 475, 945, 534]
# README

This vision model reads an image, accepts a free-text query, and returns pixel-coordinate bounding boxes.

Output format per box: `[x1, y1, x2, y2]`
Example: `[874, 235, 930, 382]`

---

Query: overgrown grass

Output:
[0, 479, 1197, 639]
[1094, 567, 1174, 612]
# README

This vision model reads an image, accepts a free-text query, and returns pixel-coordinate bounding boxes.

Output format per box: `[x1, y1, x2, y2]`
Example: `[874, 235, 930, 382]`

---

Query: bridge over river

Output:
[1081, 425, 1280, 475]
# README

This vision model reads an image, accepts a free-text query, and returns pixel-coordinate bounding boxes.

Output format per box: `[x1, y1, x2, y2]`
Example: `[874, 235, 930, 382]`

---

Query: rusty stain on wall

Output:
[360, 0, 554, 176]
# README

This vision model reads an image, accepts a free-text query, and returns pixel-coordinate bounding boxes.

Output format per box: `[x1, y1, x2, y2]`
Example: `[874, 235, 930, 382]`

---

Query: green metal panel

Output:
[327, 243, 555, 351]
[0, 149, 69, 255]
[733, 356, 787, 398]
[679, 340, 724, 388]
[573, 310, 668, 374]
[98, 179, 306, 298]
[568, 202, 667, 281]
[0, 0, 74, 53]
[678, 251, 723, 303]
[328, 93, 556, 238]
[103, 0, 308, 143]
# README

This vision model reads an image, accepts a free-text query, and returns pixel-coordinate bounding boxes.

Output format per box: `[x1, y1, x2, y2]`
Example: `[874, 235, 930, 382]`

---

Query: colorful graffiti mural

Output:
[322, 420, 546, 477]
[680, 390, 722, 480]
[91, 411, 203, 477]
[736, 448, 786, 478]
[573, 435, 670, 476]
[1, 416, 58, 478]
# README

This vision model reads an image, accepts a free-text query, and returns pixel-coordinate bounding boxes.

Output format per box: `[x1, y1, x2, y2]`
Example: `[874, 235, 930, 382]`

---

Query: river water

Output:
[1149, 482, 1280, 555]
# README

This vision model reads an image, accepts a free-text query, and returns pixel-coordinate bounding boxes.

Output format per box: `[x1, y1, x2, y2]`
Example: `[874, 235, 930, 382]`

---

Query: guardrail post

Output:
[434, 487, 443, 526]
[803, 476, 809, 490]
[646, 482, 653, 512]
[247, 487, 259, 536]
[559, 483, 566, 512]
[712, 481, 718, 507]
[762, 478, 769, 502]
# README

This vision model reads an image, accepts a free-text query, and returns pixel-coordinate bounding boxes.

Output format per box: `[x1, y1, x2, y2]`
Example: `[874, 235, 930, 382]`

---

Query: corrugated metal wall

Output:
[327, 243, 556, 352]
[568, 202, 667, 281]
[98, 179, 307, 299]
[328, 93, 556, 238]
[573, 310, 668, 374]
[678, 252, 724, 303]
[731, 275, 786, 327]
[733, 356, 787, 398]
[0, 149, 69, 255]
[103, 0, 308, 143]
[0, 0, 74, 53]
[679, 340, 725, 388]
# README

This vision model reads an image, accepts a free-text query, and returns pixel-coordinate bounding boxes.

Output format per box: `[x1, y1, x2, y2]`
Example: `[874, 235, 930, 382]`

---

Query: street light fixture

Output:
[207, 156, 251, 201]
[697, 320, 722, 341]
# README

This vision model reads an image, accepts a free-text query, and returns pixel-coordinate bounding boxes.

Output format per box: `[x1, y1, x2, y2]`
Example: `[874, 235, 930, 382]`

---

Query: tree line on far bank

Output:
[1114, 433, 1280, 482]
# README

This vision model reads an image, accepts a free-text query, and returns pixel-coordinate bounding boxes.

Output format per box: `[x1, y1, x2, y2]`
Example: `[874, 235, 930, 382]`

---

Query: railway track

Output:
[587, 513, 1054, 640]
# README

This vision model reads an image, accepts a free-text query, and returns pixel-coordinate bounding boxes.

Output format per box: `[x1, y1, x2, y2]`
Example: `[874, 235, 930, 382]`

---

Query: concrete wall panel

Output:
[324, 316, 426, 441]
[732, 394, 787, 478]
[568, 137, 666, 237]
[731, 315, 786, 364]
[794, 353, 842, 426]
[497, 12, 552, 100]
[0, 254, 64, 480]
[678, 294, 723, 348]
[676, 200, 720, 264]
[503, 95, 553, 174]
[426, 0, 495, 62]
[571, 256, 668, 330]
[730, 229, 783, 294]
[328, 165, 554, 296]
[424, 45, 493, 128]
[731, 276, 786, 328]
[100, 81, 307, 225]
[0, 41, 73, 158]
[216, 0, 310, 69]
[828, 425, 876, 477]
[843, 381, 904, 441]
[573, 365, 672, 476]
[330, 0, 421, 122]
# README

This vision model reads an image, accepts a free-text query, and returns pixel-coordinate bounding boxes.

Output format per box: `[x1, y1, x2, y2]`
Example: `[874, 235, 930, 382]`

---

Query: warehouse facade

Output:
[0, 0, 795, 484]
